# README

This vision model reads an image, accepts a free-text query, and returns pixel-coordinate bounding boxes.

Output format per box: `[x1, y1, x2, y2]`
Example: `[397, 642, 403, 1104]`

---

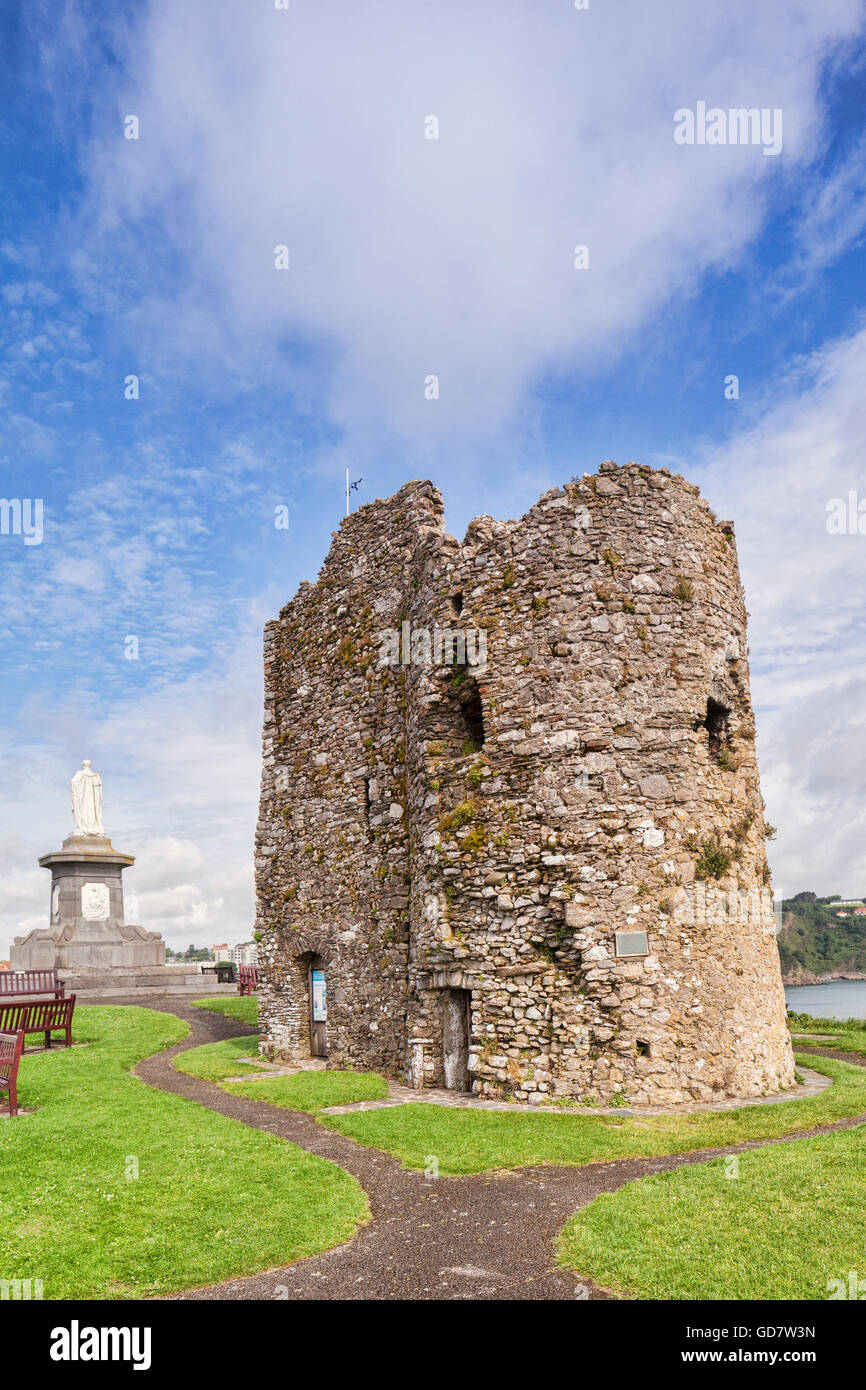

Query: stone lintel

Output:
[416, 968, 481, 991]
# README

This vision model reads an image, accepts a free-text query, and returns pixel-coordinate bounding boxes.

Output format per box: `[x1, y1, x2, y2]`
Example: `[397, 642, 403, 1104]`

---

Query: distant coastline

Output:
[777, 894, 866, 986]
[782, 967, 866, 986]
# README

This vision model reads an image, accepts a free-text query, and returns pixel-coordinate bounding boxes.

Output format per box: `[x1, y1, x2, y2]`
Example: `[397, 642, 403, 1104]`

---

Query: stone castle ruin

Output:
[254, 462, 795, 1105]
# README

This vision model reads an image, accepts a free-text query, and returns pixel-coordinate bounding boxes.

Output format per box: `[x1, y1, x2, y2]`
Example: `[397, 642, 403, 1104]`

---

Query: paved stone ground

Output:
[93, 995, 866, 1302]
[320, 1069, 830, 1116]
[160, 1021, 831, 1116]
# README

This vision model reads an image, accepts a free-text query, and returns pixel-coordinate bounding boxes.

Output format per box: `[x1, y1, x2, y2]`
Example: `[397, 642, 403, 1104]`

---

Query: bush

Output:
[438, 800, 478, 833]
[694, 836, 732, 880]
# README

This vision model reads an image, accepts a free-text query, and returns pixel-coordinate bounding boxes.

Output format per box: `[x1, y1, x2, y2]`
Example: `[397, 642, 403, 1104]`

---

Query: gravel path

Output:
[98, 996, 866, 1302]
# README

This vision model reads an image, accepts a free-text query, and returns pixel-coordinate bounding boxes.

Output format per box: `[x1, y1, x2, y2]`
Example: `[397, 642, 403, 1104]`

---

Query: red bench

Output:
[238, 965, 259, 996]
[0, 996, 76, 1049]
[0, 969, 66, 999]
[0, 1030, 25, 1117]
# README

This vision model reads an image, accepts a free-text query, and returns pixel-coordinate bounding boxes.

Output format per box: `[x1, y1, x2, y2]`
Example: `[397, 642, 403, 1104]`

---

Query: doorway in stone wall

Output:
[309, 955, 328, 1057]
[442, 988, 471, 1091]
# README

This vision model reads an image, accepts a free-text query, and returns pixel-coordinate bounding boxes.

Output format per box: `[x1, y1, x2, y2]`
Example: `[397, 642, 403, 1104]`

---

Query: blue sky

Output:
[2, 0, 866, 954]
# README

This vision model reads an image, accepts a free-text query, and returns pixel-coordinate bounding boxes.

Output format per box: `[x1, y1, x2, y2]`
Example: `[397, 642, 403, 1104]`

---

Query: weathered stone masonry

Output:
[255, 462, 795, 1105]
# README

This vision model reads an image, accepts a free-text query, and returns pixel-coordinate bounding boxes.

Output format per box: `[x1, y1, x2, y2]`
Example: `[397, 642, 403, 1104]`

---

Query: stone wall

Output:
[255, 462, 795, 1105]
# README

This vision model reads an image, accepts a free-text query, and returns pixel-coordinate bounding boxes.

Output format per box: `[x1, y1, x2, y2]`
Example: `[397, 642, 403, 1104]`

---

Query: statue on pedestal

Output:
[71, 760, 105, 837]
[9, 758, 228, 995]
[12, 759, 164, 975]
[9, 756, 230, 995]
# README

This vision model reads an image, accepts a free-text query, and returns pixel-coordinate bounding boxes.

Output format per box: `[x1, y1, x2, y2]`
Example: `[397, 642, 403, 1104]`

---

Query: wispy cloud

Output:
[777, 132, 866, 291]
[52, 0, 864, 447]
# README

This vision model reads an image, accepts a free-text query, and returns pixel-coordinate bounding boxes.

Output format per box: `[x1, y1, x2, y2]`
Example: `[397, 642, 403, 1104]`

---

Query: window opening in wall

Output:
[704, 697, 732, 754]
[456, 673, 485, 750]
[450, 591, 464, 618]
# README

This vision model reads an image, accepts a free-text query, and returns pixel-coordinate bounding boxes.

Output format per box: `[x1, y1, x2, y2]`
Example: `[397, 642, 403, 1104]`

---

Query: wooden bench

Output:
[0, 969, 66, 999]
[0, 996, 76, 1050]
[0, 1031, 25, 1117]
[238, 965, 259, 996]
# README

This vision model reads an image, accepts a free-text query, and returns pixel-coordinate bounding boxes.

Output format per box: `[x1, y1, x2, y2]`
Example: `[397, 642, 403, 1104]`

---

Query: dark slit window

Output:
[458, 675, 485, 750]
[704, 697, 731, 754]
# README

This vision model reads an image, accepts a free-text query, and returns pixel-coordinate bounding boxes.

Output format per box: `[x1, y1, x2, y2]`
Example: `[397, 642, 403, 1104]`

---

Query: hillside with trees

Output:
[777, 892, 866, 984]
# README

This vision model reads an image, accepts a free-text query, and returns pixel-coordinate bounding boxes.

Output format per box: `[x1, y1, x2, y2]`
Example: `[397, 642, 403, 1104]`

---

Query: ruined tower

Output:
[254, 463, 795, 1105]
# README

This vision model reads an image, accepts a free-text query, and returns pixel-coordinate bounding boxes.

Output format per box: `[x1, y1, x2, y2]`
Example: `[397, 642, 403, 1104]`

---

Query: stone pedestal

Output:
[11, 833, 165, 973]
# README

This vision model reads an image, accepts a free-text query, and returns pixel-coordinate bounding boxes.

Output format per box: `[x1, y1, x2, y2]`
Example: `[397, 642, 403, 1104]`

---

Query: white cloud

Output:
[2, 281, 60, 308]
[696, 323, 866, 896]
[779, 132, 866, 289]
[61, 0, 863, 444]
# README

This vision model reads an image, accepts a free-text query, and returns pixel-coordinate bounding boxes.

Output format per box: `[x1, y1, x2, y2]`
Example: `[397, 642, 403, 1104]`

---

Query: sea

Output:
[785, 979, 866, 1021]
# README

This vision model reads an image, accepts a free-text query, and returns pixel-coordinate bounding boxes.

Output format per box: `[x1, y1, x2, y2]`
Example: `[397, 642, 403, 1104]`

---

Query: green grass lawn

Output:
[173, 1036, 262, 1081]
[317, 1054, 866, 1174]
[818, 1032, 866, 1054]
[174, 1033, 390, 1107]
[0, 1006, 367, 1299]
[558, 1122, 866, 1299]
[788, 1010, 866, 1055]
[223, 1070, 390, 1114]
[191, 994, 258, 1026]
[788, 1010, 866, 1034]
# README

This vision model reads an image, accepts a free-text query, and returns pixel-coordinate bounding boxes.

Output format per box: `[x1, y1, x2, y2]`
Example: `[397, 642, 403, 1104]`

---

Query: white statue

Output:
[71, 760, 105, 836]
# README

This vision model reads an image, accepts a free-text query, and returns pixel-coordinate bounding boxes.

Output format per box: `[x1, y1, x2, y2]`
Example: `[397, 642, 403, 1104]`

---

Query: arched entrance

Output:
[309, 954, 327, 1058]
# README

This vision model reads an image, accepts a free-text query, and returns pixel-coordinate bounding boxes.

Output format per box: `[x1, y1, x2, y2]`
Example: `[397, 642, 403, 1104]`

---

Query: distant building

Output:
[214, 941, 258, 966]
